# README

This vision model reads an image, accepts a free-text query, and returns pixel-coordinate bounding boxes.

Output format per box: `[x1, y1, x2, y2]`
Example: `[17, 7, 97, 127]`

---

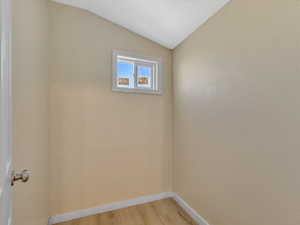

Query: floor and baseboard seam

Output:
[48, 192, 209, 225]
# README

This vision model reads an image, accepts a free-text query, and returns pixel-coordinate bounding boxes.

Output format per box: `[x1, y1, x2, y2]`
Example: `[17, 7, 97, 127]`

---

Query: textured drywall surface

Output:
[173, 0, 300, 225]
[49, 2, 173, 216]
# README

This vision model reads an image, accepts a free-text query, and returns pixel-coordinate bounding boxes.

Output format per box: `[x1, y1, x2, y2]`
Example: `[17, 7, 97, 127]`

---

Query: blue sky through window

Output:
[137, 66, 152, 88]
[117, 60, 134, 88]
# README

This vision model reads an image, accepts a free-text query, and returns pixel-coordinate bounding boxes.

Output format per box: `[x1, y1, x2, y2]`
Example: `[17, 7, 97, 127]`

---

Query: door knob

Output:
[11, 169, 30, 186]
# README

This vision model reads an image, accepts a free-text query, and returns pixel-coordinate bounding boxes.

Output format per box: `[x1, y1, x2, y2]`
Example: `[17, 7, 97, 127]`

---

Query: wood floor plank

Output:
[55, 198, 197, 225]
[126, 206, 145, 225]
[97, 211, 116, 225]
[117, 207, 140, 225]
[136, 202, 165, 225]
[150, 199, 174, 225]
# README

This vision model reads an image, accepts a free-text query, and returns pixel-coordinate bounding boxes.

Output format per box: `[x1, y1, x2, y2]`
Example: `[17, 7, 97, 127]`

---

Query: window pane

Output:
[117, 60, 134, 88]
[137, 66, 152, 88]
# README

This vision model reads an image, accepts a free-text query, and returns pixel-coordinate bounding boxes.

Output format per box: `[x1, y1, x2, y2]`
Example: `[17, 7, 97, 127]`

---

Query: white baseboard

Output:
[48, 192, 209, 225]
[48, 192, 173, 224]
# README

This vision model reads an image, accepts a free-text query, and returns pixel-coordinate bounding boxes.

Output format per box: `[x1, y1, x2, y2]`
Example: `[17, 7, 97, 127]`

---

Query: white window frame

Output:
[112, 50, 162, 95]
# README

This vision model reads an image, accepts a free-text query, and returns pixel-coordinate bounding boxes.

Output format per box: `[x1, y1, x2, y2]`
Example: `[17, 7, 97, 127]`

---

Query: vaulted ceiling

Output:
[52, 0, 230, 49]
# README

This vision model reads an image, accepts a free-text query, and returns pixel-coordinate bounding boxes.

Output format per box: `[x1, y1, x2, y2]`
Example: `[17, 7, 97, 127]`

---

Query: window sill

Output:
[112, 87, 162, 95]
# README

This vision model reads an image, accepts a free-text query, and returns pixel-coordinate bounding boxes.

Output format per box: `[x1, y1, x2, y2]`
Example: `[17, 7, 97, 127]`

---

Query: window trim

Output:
[112, 50, 162, 95]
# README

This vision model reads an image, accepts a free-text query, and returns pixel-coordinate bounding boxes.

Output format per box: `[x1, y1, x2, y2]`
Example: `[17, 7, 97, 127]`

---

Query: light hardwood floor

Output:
[55, 198, 197, 225]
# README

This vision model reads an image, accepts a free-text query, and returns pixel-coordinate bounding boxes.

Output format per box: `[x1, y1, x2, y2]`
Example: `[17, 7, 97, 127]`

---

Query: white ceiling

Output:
[52, 0, 230, 49]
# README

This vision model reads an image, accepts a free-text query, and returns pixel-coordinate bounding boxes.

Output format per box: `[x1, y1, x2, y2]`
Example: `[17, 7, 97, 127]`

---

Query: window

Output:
[112, 50, 162, 94]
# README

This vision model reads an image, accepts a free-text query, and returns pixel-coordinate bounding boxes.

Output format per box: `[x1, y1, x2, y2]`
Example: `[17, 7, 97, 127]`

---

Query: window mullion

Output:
[134, 62, 138, 88]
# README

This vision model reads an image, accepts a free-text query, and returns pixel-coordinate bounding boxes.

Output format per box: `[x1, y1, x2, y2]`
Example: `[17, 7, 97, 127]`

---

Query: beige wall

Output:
[173, 1, 299, 225]
[12, 0, 49, 225]
[12, 1, 298, 224]
[49, 2, 172, 216]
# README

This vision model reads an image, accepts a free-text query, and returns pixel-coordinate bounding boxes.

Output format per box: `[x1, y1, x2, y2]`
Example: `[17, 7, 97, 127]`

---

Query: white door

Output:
[0, 0, 12, 224]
